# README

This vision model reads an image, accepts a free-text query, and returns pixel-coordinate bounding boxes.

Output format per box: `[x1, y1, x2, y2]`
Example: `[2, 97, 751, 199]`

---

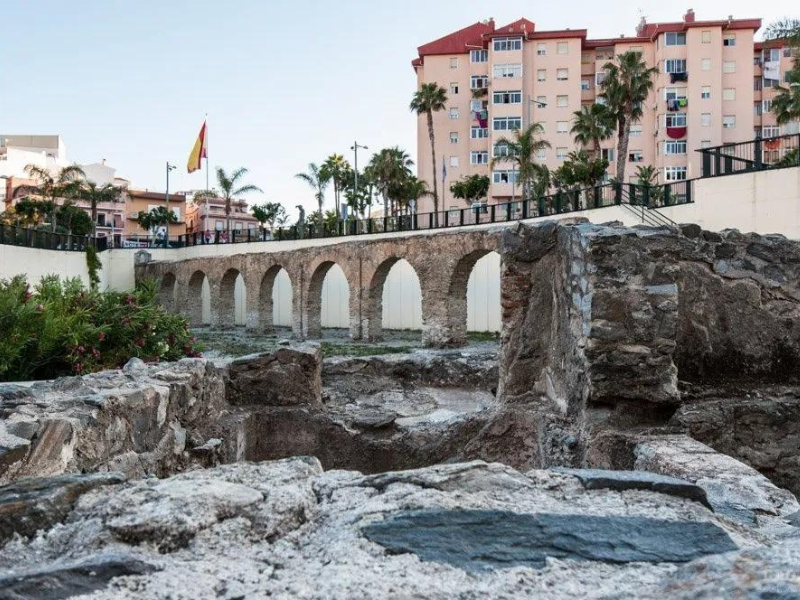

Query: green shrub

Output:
[0, 275, 202, 382]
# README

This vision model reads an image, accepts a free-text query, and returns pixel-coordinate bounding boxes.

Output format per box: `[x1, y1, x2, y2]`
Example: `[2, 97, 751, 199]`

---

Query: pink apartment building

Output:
[412, 10, 797, 211]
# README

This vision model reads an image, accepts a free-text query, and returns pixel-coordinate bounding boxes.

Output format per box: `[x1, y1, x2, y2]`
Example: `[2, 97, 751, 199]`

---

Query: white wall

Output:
[320, 264, 350, 328]
[0, 244, 104, 287]
[467, 252, 502, 332]
[382, 259, 422, 330]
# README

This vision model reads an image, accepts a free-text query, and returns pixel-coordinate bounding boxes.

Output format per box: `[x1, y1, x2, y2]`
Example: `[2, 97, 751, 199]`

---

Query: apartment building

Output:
[412, 10, 793, 210]
[184, 193, 259, 234]
[124, 189, 187, 240]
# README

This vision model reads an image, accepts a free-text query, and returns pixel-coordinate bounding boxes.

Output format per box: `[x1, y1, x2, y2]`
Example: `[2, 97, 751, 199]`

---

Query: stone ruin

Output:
[1, 220, 800, 598]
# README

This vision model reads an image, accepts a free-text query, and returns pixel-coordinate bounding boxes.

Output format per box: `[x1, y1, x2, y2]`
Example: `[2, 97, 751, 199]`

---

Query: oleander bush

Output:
[0, 275, 201, 382]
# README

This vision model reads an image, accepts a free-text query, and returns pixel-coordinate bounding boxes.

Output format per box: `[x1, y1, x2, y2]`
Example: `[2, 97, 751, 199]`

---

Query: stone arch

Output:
[186, 269, 209, 326]
[216, 267, 243, 328]
[258, 265, 295, 333]
[305, 260, 352, 339]
[365, 257, 422, 340]
[158, 272, 177, 312]
[445, 249, 499, 347]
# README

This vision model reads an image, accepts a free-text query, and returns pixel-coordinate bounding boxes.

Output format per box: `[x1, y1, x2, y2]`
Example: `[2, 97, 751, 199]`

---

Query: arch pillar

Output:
[420, 266, 462, 348]
[245, 275, 261, 331]
[185, 271, 208, 327]
[213, 269, 240, 329]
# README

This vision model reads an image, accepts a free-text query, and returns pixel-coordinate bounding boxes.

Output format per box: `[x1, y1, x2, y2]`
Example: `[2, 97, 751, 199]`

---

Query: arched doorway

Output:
[259, 265, 294, 333]
[367, 257, 422, 340]
[446, 249, 501, 346]
[306, 261, 351, 338]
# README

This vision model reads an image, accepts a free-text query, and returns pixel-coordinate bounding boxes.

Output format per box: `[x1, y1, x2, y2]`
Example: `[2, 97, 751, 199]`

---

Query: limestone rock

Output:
[227, 344, 322, 406]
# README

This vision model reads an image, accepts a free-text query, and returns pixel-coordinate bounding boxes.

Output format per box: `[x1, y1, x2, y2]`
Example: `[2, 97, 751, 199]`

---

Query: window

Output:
[754, 77, 763, 91]
[536, 95, 547, 106]
[665, 113, 687, 127]
[701, 30, 711, 43]
[664, 140, 687, 155]
[493, 90, 522, 104]
[665, 32, 686, 46]
[234, 222, 243, 231]
[701, 140, 712, 149]
[723, 115, 736, 129]
[630, 124, 643, 137]
[97, 213, 107, 227]
[493, 63, 522, 78]
[664, 166, 687, 182]
[537, 69, 546, 81]
[722, 88, 736, 101]
[754, 103, 763, 116]
[471, 126, 489, 139]
[723, 34, 736, 47]
[470, 75, 489, 89]
[557, 121, 569, 133]
[450, 57, 458, 69]
[629, 150, 644, 162]
[537, 43, 547, 56]
[666, 59, 687, 74]
[450, 82, 459, 94]
[701, 59, 711, 71]
[493, 37, 523, 52]
[701, 113, 712, 126]
[665, 87, 687, 100]
[722, 61, 736, 74]
[450, 132, 459, 144]
[556, 147, 568, 159]
[785, 48, 794, 58]
[470, 49, 488, 63]
[581, 79, 591, 91]
[493, 143, 518, 158]
[595, 71, 607, 86]
[557, 95, 568, 107]
[701, 86, 711, 99]
[557, 68, 568, 81]
[764, 78, 779, 88]
[763, 125, 780, 138]
[769, 48, 781, 62]
[470, 99, 484, 112]
[557, 42, 569, 55]
[471, 151, 489, 164]
[762, 99, 773, 112]
[493, 170, 519, 184]
[450, 156, 459, 168]
[535, 148, 547, 160]
[493, 116, 522, 131]
[449, 107, 459, 119]
[601, 148, 615, 162]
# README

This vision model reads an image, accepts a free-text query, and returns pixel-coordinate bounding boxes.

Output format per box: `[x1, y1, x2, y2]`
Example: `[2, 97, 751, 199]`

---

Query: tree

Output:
[13, 164, 86, 232]
[764, 19, 800, 129]
[410, 83, 448, 225]
[197, 167, 262, 233]
[600, 51, 658, 182]
[78, 182, 123, 237]
[765, 18, 800, 47]
[136, 206, 178, 246]
[295, 163, 329, 237]
[251, 202, 286, 235]
[571, 104, 614, 155]
[552, 151, 609, 190]
[398, 176, 433, 214]
[1, 199, 53, 228]
[367, 148, 414, 216]
[450, 175, 490, 205]
[320, 154, 351, 218]
[490, 123, 551, 201]
[57, 204, 93, 236]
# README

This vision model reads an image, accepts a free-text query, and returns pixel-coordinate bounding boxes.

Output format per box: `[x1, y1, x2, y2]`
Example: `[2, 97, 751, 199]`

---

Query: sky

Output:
[2, 0, 796, 218]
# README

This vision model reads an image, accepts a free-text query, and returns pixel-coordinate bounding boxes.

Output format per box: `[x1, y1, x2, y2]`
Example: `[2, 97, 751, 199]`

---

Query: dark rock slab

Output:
[362, 509, 737, 571]
[0, 552, 158, 600]
[228, 345, 322, 407]
[553, 468, 712, 509]
[0, 472, 126, 544]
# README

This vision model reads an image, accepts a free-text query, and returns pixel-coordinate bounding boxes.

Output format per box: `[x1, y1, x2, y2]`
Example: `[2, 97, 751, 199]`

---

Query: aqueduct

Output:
[138, 228, 502, 347]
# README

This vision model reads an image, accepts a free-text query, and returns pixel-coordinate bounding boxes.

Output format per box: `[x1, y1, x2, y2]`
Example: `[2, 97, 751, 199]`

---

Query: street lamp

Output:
[165, 162, 177, 247]
[351, 142, 368, 217]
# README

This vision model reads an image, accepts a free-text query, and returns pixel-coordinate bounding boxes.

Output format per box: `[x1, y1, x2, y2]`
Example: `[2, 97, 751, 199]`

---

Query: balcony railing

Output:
[698, 134, 800, 177]
[0, 224, 107, 252]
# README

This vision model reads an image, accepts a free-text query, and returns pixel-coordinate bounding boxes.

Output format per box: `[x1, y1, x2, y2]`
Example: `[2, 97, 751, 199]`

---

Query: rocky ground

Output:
[0, 458, 798, 599]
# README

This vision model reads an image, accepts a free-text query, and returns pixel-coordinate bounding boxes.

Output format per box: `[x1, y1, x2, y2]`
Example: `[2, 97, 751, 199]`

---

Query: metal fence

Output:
[698, 134, 800, 177]
[0, 224, 107, 252]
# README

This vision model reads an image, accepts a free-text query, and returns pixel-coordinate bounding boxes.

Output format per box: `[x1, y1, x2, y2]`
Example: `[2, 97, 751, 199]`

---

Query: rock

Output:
[552, 468, 711, 509]
[362, 509, 738, 571]
[227, 344, 322, 407]
[0, 472, 125, 544]
[788, 510, 800, 527]
[122, 357, 147, 375]
[0, 552, 158, 600]
[0, 385, 34, 406]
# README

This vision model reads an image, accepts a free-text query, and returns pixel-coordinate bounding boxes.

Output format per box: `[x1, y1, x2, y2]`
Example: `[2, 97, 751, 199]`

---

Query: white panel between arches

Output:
[321, 264, 350, 328]
[382, 259, 422, 330]
[234, 274, 247, 326]
[272, 268, 293, 327]
[201, 277, 211, 325]
[467, 251, 501, 333]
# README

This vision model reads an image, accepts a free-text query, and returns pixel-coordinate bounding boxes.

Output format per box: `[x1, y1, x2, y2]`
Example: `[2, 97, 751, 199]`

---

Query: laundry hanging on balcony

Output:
[666, 127, 687, 139]
[764, 61, 780, 81]
[667, 99, 680, 111]
[473, 109, 488, 128]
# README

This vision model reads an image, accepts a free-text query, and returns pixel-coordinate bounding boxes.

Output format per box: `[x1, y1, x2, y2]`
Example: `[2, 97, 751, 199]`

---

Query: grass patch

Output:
[467, 331, 501, 342]
[320, 342, 415, 358]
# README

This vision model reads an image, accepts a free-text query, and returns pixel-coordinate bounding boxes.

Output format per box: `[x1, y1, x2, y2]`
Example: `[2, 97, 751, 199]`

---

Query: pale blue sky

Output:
[2, 0, 794, 216]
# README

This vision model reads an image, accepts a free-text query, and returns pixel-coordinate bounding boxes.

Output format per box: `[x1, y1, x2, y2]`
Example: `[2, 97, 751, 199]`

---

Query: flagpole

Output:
[204, 114, 209, 233]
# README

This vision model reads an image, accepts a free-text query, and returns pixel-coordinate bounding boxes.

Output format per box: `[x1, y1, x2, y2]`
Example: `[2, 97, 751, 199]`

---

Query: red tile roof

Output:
[637, 18, 761, 39]
[416, 20, 495, 58]
[485, 18, 535, 38]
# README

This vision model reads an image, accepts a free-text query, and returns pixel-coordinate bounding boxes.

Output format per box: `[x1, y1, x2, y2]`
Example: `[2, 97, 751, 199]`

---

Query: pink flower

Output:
[35, 304, 45, 312]
[74, 363, 83, 373]
[134, 338, 145, 347]
[23, 292, 32, 302]
[98, 332, 106, 342]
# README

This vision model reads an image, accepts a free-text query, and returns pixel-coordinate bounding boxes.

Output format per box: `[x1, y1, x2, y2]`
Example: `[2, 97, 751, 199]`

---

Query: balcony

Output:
[666, 98, 688, 111]
[669, 72, 688, 84]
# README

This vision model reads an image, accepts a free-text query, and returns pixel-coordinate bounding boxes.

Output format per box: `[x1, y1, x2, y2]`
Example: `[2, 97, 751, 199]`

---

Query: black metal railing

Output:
[698, 133, 800, 177]
[0, 224, 107, 252]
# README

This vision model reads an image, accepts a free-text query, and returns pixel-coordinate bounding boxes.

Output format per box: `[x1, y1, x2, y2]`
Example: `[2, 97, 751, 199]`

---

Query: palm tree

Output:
[410, 83, 448, 225]
[198, 167, 263, 233]
[599, 51, 658, 182]
[571, 104, 615, 155]
[491, 123, 551, 201]
[79, 182, 124, 237]
[136, 206, 178, 246]
[765, 18, 800, 47]
[13, 164, 85, 232]
[771, 67, 800, 126]
[399, 176, 433, 215]
[321, 154, 351, 218]
[367, 148, 414, 216]
[295, 163, 329, 236]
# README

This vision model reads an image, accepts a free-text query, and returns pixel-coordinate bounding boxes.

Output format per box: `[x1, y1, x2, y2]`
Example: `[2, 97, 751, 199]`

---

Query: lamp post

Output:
[165, 162, 176, 247]
[351, 142, 368, 218]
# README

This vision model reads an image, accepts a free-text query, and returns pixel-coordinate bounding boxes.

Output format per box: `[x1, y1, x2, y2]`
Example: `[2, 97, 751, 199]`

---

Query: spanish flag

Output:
[187, 120, 207, 173]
